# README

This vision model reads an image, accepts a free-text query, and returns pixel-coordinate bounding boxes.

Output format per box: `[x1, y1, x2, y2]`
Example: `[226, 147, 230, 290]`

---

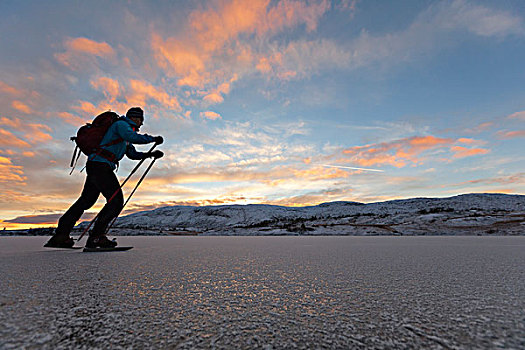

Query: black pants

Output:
[56, 161, 123, 237]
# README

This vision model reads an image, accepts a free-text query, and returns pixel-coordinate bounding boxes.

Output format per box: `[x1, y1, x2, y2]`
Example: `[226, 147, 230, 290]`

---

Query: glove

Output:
[148, 150, 164, 159]
[154, 136, 164, 145]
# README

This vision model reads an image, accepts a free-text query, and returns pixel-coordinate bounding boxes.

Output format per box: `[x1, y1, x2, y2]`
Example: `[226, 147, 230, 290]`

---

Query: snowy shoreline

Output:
[5, 193, 524, 236]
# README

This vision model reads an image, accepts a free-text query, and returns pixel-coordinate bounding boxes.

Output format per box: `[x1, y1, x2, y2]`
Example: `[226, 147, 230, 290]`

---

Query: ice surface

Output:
[1, 236, 524, 349]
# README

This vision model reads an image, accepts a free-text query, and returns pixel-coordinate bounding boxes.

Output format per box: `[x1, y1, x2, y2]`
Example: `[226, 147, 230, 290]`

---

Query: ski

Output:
[82, 246, 133, 252]
[44, 246, 83, 250]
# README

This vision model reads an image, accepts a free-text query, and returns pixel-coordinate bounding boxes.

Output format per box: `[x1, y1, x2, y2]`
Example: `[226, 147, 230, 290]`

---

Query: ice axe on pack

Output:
[76, 143, 159, 242]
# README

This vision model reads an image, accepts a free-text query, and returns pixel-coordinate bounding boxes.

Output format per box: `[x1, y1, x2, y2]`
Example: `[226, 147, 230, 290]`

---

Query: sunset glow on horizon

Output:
[1, 0, 524, 229]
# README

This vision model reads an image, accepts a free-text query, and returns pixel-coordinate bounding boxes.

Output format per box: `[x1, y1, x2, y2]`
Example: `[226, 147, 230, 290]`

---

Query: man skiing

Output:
[44, 107, 164, 249]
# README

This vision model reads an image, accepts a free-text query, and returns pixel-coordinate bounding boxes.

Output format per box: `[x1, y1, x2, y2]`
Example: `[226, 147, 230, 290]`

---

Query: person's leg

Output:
[45, 163, 100, 247]
[54, 170, 100, 237]
[90, 162, 123, 237]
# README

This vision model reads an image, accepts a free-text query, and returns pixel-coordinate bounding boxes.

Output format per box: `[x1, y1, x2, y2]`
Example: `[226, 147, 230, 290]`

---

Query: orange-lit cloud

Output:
[457, 137, 481, 145]
[340, 135, 490, 168]
[450, 146, 490, 158]
[26, 124, 53, 143]
[202, 77, 237, 105]
[292, 166, 350, 181]
[203, 93, 223, 104]
[1, 117, 53, 146]
[508, 111, 525, 120]
[127, 79, 182, 111]
[190, 0, 329, 51]
[91, 77, 120, 102]
[0, 129, 31, 148]
[11, 101, 33, 114]
[151, 0, 330, 89]
[497, 130, 525, 139]
[72, 100, 98, 116]
[55, 37, 115, 69]
[0, 81, 24, 97]
[58, 112, 88, 126]
[0, 156, 26, 184]
[66, 37, 114, 56]
[343, 135, 454, 167]
[201, 111, 222, 120]
[464, 122, 494, 134]
[151, 34, 207, 87]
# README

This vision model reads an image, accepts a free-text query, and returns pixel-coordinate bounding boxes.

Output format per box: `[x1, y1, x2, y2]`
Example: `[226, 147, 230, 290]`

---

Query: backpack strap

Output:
[100, 137, 124, 148]
[92, 137, 124, 164]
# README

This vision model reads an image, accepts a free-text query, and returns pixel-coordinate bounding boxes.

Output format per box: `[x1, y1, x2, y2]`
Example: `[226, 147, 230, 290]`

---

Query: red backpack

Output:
[69, 111, 123, 172]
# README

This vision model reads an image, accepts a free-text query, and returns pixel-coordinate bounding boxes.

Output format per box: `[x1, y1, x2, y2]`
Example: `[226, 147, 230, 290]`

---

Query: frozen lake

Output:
[1, 236, 524, 349]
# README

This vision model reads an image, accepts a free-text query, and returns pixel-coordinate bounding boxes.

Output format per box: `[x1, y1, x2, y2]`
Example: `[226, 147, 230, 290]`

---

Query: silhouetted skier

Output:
[45, 107, 164, 249]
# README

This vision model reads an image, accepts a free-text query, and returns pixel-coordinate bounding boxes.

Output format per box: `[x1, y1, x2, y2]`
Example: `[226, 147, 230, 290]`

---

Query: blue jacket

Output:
[88, 116, 156, 170]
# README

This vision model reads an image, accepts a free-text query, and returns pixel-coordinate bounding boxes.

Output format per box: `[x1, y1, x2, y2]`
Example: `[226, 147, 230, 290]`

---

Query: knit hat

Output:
[126, 107, 144, 120]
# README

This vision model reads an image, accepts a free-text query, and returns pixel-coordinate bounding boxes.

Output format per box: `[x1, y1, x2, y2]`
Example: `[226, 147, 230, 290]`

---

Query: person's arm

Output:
[116, 120, 156, 144]
[126, 144, 164, 160]
[126, 143, 147, 160]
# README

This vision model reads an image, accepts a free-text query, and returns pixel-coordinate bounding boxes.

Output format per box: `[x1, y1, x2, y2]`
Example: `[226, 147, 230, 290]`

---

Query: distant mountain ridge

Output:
[107, 193, 524, 236]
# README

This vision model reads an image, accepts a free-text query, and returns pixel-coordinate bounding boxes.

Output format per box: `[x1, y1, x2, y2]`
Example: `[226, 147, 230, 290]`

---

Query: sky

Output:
[0, 0, 524, 229]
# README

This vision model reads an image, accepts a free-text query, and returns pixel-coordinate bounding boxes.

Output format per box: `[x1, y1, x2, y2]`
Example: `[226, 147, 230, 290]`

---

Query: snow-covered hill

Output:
[106, 193, 524, 236]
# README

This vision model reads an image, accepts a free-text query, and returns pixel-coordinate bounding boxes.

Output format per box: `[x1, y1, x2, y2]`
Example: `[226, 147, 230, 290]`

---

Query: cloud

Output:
[26, 125, 53, 143]
[127, 80, 182, 111]
[345, 0, 524, 70]
[0, 117, 54, 148]
[464, 122, 494, 134]
[11, 101, 33, 114]
[508, 111, 525, 121]
[440, 0, 524, 37]
[342, 135, 454, 168]
[58, 112, 88, 126]
[72, 100, 98, 116]
[151, 0, 524, 111]
[339, 135, 490, 168]
[200, 111, 222, 120]
[203, 93, 224, 104]
[91, 77, 120, 102]
[4, 213, 62, 224]
[0, 128, 31, 148]
[450, 146, 490, 158]
[150, 0, 331, 97]
[55, 37, 116, 69]
[66, 37, 114, 56]
[3, 212, 97, 225]
[264, 187, 354, 207]
[0, 156, 26, 185]
[0, 81, 24, 97]
[189, 0, 330, 51]
[256, 39, 351, 80]
[457, 137, 481, 145]
[151, 33, 207, 87]
[497, 130, 525, 139]
[454, 172, 525, 186]
[202, 76, 238, 105]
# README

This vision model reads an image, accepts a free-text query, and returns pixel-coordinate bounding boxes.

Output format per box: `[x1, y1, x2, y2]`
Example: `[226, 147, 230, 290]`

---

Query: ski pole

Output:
[76, 143, 158, 242]
[104, 157, 157, 235]
[117, 143, 158, 189]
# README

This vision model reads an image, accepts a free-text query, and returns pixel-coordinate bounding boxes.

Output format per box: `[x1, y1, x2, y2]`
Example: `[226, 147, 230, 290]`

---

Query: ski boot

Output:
[86, 235, 117, 249]
[44, 234, 75, 248]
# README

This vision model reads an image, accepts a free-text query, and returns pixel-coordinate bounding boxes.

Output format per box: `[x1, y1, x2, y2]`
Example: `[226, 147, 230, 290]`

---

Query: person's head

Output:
[126, 107, 144, 129]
